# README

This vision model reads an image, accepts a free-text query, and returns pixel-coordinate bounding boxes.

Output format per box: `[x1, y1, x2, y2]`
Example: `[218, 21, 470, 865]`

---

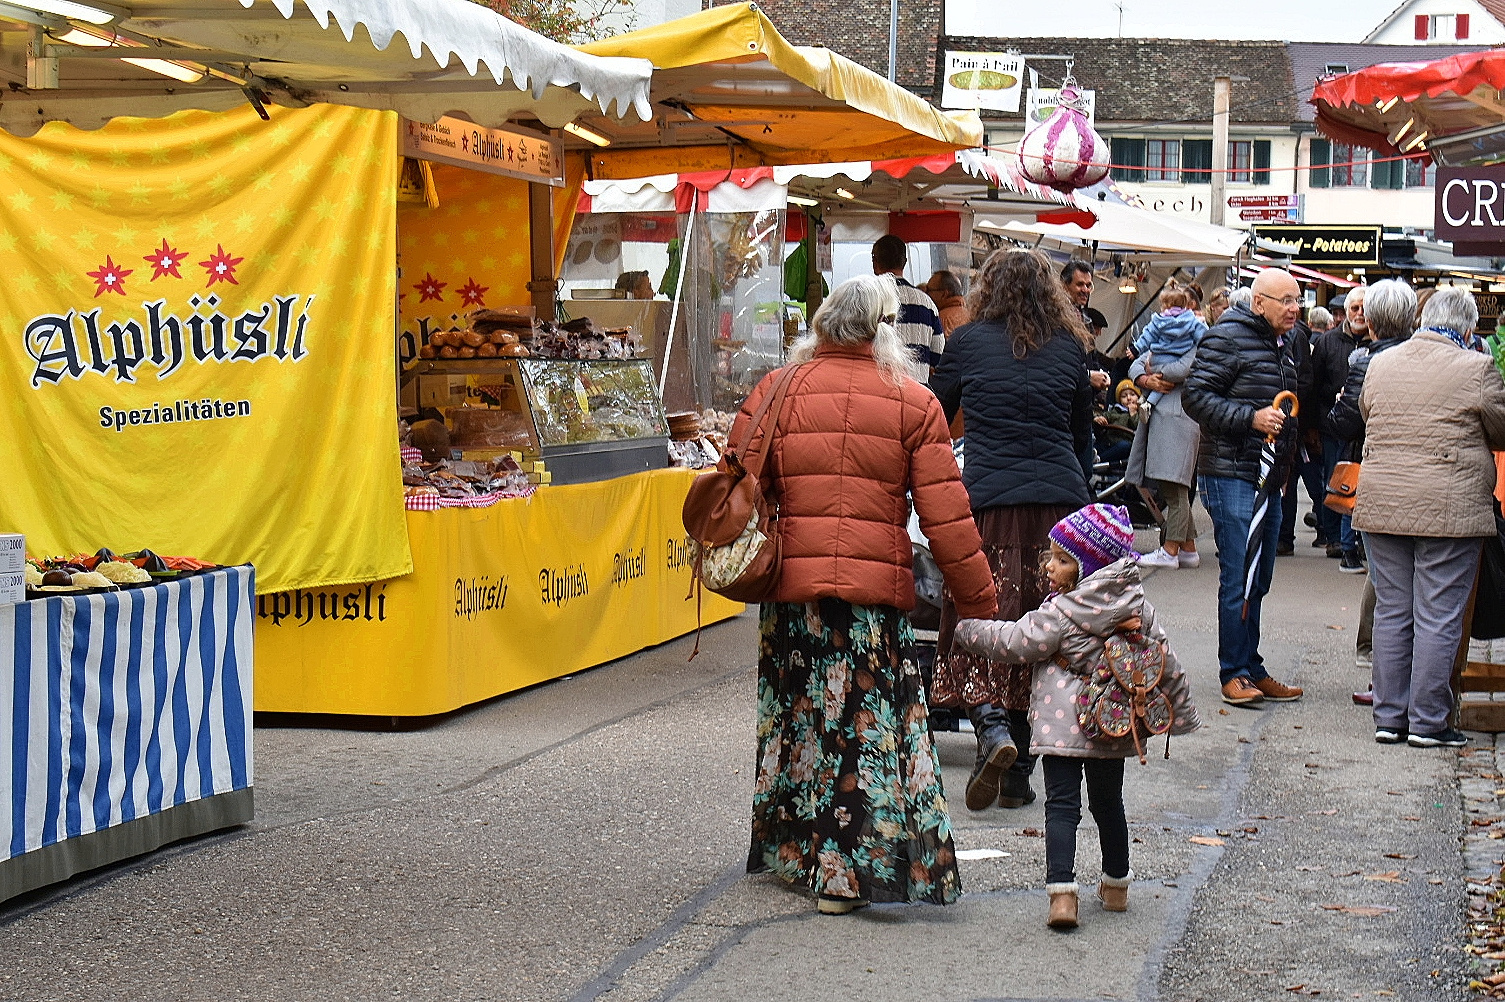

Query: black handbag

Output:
[1473, 499, 1505, 641]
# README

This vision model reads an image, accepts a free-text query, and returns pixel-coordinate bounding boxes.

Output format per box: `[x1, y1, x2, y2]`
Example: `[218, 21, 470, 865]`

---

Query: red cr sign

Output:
[1437, 166, 1505, 240]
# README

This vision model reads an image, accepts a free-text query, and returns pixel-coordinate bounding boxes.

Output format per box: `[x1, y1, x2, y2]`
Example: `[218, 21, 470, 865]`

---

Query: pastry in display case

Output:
[402, 356, 669, 485]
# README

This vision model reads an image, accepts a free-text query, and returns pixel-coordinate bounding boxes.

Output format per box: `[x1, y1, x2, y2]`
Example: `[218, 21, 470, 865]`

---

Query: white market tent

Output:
[977, 198, 1250, 268]
[0, 0, 654, 135]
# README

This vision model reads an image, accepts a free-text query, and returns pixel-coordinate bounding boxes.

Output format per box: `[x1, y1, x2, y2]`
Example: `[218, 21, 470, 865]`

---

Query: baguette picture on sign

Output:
[1250, 225, 1381, 266]
[939, 52, 1024, 113]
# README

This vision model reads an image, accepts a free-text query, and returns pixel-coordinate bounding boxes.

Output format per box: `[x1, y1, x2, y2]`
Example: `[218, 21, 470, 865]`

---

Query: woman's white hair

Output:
[788, 274, 913, 386]
[1420, 285, 1480, 338]
[1363, 279, 1418, 342]
[1228, 287, 1254, 309]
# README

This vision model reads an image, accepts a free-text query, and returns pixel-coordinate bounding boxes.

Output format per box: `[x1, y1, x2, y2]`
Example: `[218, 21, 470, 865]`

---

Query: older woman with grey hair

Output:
[1346, 284, 1505, 747]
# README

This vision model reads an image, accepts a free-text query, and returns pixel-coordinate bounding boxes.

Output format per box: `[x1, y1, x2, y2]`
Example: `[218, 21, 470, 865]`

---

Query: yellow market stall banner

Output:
[0, 105, 411, 593]
[254, 468, 742, 716]
[396, 163, 531, 367]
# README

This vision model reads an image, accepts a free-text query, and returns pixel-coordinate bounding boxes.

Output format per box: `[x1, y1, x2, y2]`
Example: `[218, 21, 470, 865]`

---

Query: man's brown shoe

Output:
[1221, 677, 1264, 705]
[1253, 677, 1303, 702]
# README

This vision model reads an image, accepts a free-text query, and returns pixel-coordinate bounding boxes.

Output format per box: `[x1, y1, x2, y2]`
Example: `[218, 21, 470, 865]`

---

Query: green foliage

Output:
[480, 0, 637, 43]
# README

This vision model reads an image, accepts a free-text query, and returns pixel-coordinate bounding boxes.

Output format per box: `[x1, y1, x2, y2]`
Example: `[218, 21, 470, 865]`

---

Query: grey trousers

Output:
[1356, 577, 1376, 661]
[1367, 532, 1483, 736]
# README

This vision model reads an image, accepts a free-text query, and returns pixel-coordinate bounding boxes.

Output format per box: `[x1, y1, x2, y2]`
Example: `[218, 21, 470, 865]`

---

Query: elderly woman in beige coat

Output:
[1355, 284, 1505, 748]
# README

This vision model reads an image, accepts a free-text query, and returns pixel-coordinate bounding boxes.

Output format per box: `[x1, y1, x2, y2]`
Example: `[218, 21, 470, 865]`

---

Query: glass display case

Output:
[403, 358, 669, 485]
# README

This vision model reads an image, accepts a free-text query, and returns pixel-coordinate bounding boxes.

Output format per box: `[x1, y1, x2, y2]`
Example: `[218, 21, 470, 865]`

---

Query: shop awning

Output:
[572, 3, 982, 174]
[1310, 50, 1505, 160]
[0, 0, 654, 137]
[976, 199, 1249, 266]
[577, 150, 1075, 219]
[1242, 259, 1360, 288]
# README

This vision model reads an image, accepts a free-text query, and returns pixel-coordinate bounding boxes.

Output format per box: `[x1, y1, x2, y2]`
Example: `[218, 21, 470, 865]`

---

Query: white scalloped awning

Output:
[0, 0, 653, 136]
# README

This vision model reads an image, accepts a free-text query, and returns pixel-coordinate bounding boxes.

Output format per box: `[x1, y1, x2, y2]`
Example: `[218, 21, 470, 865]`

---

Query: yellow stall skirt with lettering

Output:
[254, 468, 741, 717]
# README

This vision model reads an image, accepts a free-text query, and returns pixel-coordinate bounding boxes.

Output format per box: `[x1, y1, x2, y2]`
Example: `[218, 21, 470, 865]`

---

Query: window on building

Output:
[1324, 63, 1349, 76]
[1371, 156, 1406, 189]
[1335, 144, 1368, 187]
[1181, 139, 1212, 184]
[1228, 141, 1252, 183]
[1110, 137, 1145, 181]
[1146, 139, 1181, 181]
[1416, 12, 1469, 39]
[1406, 156, 1435, 187]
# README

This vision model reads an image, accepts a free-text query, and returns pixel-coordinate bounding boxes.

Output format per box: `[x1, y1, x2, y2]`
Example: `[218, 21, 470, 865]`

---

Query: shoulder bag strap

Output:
[738, 362, 808, 480]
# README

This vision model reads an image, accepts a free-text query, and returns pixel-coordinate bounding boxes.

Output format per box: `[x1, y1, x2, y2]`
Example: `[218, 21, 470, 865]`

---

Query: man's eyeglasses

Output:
[1254, 292, 1301, 308]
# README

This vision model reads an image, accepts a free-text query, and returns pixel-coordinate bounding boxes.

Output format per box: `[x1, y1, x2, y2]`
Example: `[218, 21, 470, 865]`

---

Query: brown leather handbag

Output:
[682, 364, 804, 610]
[1324, 460, 1360, 515]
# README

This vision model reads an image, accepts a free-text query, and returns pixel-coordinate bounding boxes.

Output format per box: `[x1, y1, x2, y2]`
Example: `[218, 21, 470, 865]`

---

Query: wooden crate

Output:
[1462, 661, 1505, 693]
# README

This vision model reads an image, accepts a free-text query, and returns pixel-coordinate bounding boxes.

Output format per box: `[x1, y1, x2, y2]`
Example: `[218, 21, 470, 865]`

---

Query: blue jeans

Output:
[1279, 439, 1326, 546]
[1320, 436, 1357, 554]
[1201, 474, 1282, 684]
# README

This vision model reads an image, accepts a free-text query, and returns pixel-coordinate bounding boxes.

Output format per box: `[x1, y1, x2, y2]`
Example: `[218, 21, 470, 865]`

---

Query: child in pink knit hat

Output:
[953, 503, 1200, 931]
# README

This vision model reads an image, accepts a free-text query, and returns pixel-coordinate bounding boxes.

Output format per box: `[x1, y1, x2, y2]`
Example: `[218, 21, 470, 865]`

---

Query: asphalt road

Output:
[0, 517, 1478, 1001]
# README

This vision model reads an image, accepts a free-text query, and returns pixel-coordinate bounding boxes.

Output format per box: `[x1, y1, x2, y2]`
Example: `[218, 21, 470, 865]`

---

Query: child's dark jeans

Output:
[1042, 755, 1130, 884]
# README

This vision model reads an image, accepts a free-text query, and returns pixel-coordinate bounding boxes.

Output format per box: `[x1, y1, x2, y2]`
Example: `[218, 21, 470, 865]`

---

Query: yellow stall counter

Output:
[254, 468, 740, 717]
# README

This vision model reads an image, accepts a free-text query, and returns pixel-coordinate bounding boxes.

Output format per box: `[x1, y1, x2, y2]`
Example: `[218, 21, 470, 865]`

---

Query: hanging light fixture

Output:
[5, 0, 121, 24]
[55, 25, 204, 83]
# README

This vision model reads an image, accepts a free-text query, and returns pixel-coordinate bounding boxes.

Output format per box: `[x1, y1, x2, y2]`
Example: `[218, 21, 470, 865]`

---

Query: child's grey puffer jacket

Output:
[953, 558, 1201, 759]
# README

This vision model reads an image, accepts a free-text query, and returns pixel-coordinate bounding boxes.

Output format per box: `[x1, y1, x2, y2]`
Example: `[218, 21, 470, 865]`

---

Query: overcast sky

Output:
[944, 0, 1404, 42]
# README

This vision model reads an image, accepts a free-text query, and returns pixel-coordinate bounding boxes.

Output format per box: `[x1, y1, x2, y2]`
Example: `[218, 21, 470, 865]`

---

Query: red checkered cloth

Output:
[399, 446, 424, 464]
[404, 487, 536, 510]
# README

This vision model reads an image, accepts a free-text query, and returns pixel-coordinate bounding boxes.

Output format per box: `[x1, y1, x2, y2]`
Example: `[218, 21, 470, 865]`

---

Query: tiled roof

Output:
[1287, 41, 1492, 120]
[1480, 0, 1505, 27]
[936, 36, 1296, 123]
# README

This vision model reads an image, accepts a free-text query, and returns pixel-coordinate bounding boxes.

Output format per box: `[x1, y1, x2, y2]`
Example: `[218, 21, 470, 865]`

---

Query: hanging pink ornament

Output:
[1016, 84, 1110, 191]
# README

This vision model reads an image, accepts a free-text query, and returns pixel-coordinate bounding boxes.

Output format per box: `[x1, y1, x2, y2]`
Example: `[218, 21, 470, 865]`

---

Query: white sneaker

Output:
[1177, 550, 1200, 568]
[1138, 547, 1179, 569]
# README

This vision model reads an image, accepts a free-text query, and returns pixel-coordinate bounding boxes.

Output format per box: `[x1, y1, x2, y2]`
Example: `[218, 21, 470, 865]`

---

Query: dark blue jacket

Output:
[1183, 303, 1300, 484]
[929, 321, 1093, 512]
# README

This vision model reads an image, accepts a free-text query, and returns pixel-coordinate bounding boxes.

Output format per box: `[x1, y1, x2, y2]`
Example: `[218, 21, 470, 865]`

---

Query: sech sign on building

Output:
[1437, 165, 1505, 255]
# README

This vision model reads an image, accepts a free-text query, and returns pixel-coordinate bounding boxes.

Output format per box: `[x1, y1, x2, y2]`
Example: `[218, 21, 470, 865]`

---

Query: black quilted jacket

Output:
[1182, 304, 1300, 483]
[929, 321, 1093, 512]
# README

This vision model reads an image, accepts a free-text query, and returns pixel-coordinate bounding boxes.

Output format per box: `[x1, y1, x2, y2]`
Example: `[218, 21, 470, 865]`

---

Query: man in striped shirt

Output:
[872, 234, 945, 382]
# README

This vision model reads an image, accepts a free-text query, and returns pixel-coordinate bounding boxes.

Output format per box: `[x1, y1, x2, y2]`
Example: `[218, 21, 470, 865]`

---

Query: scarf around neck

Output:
[1424, 325, 1478, 352]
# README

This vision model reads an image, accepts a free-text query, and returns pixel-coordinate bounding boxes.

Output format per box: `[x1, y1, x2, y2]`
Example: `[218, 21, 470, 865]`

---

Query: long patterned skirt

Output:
[748, 598, 961, 905]
[930, 503, 1075, 710]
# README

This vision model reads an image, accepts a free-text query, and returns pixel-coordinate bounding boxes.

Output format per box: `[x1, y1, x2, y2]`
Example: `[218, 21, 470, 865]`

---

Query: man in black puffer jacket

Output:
[1183, 268, 1305, 708]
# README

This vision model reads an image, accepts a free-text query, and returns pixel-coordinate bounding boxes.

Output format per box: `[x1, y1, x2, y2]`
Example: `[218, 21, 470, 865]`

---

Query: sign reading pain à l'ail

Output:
[1251, 224, 1382, 266]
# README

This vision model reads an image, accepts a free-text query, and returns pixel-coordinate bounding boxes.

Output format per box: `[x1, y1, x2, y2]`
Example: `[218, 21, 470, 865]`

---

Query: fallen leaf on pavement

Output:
[1382, 853, 1417, 860]
[1332, 870, 1362, 877]
[1189, 835, 1225, 846]
[1364, 871, 1406, 883]
[1017, 828, 1043, 837]
[1401, 816, 1423, 821]
[1314, 809, 1339, 816]
[1484, 972, 1505, 987]
[1385, 791, 1402, 796]
[1320, 903, 1398, 916]
[1244, 826, 1260, 834]
[1326, 623, 1346, 630]
[1285, 984, 1321, 994]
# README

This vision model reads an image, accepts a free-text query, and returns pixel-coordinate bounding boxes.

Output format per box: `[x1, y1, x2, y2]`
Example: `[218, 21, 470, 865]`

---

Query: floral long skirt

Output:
[930, 503, 1075, 711]
[748, 598, 961, 905]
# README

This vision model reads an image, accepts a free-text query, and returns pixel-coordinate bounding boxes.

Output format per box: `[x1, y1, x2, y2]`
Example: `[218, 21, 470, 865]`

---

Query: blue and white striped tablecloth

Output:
[1, 565, 254, 869]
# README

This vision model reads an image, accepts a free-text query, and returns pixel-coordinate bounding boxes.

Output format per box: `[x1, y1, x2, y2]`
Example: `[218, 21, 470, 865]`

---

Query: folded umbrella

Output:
[1242, 390, 1299, 620]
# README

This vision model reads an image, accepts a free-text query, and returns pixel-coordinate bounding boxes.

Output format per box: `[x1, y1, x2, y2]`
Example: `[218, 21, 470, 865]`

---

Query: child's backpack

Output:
[1076, 630, 1174, 764]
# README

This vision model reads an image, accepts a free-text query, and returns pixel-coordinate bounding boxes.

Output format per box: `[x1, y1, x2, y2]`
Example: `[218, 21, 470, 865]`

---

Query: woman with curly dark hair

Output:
[928, 248, 1096, 812]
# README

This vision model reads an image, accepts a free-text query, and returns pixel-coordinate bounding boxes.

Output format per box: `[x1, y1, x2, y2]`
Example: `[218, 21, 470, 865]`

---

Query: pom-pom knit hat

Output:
[1049, 503, 1136, 580]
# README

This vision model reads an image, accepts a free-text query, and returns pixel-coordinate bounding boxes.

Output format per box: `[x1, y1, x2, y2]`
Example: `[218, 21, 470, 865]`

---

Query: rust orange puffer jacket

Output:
[732, 343, 998, 620]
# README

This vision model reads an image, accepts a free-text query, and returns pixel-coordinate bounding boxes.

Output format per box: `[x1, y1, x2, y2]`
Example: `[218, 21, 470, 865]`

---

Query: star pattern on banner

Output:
[457, 278, 488, 307]
[414, 273, 447, 303]
[200, 244, 244, 287]
[86, 255, 132, 297]
[144, 238, 188, 280]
